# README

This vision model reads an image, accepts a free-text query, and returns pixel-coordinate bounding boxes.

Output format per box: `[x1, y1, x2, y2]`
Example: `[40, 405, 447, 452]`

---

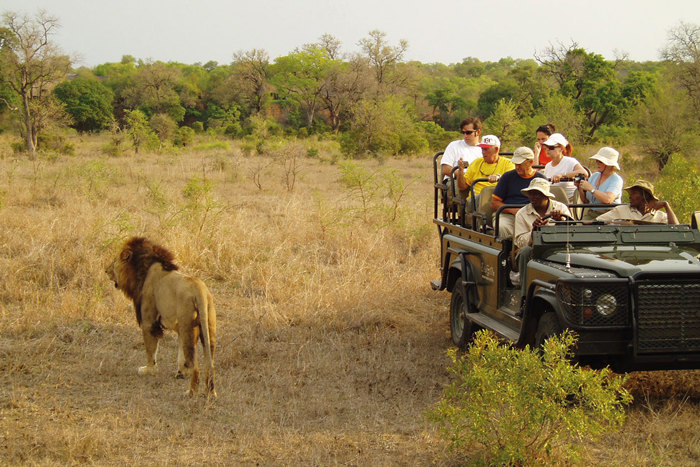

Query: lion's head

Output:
[106, 237, 179, 324]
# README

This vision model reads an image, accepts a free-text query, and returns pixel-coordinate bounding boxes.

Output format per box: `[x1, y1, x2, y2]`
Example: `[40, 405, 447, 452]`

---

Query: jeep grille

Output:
[636, 280, 700, 354]
[557, 282, 629, 327]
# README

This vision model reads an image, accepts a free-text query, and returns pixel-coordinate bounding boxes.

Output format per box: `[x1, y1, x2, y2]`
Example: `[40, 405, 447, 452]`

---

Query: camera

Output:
[574, 173, 586, 182]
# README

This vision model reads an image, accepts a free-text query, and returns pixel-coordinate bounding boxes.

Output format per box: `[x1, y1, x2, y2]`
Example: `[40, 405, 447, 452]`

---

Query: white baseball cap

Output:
[543, 133, 569, 147]
[477, 135, 501, 148]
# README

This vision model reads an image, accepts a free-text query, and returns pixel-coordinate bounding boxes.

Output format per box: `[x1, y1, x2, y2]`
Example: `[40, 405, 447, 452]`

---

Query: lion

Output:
[105, 237, 216, 397]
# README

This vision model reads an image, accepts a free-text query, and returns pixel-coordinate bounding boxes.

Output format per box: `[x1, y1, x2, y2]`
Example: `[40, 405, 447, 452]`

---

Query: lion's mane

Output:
[117, 237, 179, 326]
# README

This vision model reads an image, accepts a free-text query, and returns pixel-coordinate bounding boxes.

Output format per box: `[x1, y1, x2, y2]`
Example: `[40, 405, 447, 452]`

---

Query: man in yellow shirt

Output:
[456, 134, 515, 201]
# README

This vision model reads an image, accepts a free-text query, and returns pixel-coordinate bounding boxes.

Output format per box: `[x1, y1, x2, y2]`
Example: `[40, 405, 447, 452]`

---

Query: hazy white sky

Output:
[2, 0, 699, 67]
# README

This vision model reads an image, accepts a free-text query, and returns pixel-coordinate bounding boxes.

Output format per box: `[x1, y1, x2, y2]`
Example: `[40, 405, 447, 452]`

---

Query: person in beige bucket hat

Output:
[596, 179, 679, 224]
[576, 147, 624, 220]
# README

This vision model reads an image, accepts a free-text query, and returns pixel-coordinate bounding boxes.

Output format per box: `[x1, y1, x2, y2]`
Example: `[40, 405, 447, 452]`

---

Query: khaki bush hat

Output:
[512, 146, 535, 164]
[624, 179, 658, 201]
[521, 177, 555, 199]
[477, 135, 501, 148]
[590, 147, 620, 170]
[542, 133, 568, 147]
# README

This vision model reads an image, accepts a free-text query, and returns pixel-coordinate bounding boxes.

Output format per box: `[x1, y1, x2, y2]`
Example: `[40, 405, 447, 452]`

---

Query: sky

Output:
[2, 0, 699, 67]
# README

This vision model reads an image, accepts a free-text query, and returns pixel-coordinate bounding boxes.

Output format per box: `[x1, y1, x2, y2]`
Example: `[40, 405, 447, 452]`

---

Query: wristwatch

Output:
[590, 187, 596, 194]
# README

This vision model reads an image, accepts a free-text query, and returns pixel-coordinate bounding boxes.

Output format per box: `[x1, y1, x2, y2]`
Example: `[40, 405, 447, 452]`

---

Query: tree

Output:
[123, 61, 185, 122]
[632, 82, 699, 170]
[319, 49, 372, 132]
[536, 43, 654, 139]
[270, 46, 331, 128]
[0, 10, 71, 157]
[661, 22, 700, 118]
[230, 49, 270, 115]
[358, 30, 408, 90]
[484, 99, 524, 149]
[54, 77, 114, 132]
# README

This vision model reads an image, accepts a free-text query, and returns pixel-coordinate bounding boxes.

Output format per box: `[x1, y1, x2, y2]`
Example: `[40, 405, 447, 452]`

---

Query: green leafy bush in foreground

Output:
[427, 330, 632, 465]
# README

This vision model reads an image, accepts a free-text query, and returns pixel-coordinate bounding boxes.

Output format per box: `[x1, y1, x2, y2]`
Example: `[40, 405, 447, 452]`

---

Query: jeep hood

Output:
[544, 245, 700, 277]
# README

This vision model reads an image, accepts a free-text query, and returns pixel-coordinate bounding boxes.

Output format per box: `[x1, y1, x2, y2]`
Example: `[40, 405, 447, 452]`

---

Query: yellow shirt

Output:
[462, 157, 515, 195]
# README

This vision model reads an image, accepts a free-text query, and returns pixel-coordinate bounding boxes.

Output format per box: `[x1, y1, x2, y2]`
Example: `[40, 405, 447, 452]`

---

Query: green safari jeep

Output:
[431, 152, 700, 370]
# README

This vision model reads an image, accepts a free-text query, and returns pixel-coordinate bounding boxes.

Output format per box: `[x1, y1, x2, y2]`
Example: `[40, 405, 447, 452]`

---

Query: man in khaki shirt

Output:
[514, 178, 572, 250]
[596, 180, 678, 225]
[512, 178, 572, 313]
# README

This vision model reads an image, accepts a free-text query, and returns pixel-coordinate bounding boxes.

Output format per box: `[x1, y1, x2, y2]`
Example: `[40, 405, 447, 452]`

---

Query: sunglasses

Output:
[544, 145, 559, 150]
[461, 130, 477, 135]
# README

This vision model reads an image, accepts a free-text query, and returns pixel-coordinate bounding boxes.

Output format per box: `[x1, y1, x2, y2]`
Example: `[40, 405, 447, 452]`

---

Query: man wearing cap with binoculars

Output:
[596, 180, 679, 224]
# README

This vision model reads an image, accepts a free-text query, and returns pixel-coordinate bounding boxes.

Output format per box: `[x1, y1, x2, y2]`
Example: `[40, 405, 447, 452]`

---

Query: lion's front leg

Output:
[138, 327, 160, 375]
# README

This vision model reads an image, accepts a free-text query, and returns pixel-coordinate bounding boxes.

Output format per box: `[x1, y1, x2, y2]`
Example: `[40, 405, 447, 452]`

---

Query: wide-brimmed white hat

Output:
[521, 177, 555, 199]
[590, 147, 620, 170]
[511, 146, 535, 164]
[543, 133, 568, 147]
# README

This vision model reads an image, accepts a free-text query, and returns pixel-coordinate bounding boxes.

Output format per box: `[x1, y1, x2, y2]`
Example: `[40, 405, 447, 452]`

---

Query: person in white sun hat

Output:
[542, 133, 587, 201]
[576, 147, 623, 220]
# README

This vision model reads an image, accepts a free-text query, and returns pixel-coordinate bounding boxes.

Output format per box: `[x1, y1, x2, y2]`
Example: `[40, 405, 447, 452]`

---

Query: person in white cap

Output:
[440, 117, 483, 180]
[490, 146, 547, 238]
[542, 133, 587, 201]
[456, 134, 514, 200]
[512, 178, 572, 301]
[576, 147, 623, 220]
[596, 180, 678, 224]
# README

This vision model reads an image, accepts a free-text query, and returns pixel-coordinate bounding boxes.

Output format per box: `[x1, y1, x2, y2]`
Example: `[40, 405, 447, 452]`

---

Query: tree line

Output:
[0, 10, 698, 170]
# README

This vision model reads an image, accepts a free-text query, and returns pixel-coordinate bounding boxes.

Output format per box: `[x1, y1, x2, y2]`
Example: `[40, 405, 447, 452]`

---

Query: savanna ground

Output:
[0, 134, 698, 465]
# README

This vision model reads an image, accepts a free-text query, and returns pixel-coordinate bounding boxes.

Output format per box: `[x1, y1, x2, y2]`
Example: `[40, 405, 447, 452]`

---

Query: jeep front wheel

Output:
[535, 312, 562, 348]
[450, 280, 478, 348]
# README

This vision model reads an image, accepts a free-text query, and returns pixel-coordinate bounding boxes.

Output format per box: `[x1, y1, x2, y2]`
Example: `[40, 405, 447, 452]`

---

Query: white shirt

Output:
[544, 156, 581, 199]
[441, 140, 482, 180]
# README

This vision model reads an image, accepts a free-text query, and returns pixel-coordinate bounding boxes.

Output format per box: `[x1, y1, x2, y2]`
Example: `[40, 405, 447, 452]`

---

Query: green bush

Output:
[173, 126, 195, 147]
[427, 330, 632, 465]
[656, 154, 700, 223]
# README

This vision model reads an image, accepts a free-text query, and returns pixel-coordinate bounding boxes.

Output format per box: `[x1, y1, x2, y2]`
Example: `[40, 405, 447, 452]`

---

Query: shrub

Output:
[427, 330, 632, 465]
[656, 154, 700, 223]
[173, 126, 195, 147]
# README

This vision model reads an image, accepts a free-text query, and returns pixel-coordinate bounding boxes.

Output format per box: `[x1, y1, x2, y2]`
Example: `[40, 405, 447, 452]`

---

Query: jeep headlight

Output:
[596, 293, 617, 316]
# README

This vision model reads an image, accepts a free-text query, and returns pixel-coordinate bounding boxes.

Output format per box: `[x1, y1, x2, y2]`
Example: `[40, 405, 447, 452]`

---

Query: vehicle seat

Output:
[475, 185, 496, 232]
[550, 185, 569, 205]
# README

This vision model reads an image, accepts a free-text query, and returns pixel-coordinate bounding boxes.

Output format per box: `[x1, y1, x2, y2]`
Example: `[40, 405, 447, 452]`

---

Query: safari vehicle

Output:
[431, 152, 700, 370]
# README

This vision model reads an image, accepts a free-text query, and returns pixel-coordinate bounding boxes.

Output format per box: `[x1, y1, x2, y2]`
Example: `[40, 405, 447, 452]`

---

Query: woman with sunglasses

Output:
[542, 133, 587, 201]
[575, 147, 623, 220]
[533, 123, 556, 165]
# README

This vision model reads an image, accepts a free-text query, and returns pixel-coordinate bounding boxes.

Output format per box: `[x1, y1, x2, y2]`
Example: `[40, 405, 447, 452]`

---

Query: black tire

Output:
[535, 312, 562, 349]
[450, 280, 478, 348]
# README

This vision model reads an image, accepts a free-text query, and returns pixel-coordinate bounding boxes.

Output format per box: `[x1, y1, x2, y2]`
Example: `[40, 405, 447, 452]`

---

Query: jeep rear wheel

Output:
[535, 312, 562, 348]
[450, 280, 478, 348]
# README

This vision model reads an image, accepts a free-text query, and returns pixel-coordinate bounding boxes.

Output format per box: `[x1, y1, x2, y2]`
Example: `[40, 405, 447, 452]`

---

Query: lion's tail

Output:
[194, 289, 216, 396]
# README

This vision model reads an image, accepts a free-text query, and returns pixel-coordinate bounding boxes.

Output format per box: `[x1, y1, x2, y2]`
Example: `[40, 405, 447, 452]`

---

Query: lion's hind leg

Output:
[179, 321, 200, 396]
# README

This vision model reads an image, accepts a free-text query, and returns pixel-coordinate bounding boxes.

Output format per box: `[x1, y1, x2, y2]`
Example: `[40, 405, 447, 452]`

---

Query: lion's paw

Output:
[138, 365, 156, 376]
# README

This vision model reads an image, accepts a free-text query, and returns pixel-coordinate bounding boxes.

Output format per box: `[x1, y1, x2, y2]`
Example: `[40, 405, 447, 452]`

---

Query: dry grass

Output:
[0, 134, 698, 465]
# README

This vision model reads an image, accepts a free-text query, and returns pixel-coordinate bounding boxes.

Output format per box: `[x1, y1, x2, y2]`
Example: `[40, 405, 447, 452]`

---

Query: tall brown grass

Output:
[0, 133, 697, 465]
